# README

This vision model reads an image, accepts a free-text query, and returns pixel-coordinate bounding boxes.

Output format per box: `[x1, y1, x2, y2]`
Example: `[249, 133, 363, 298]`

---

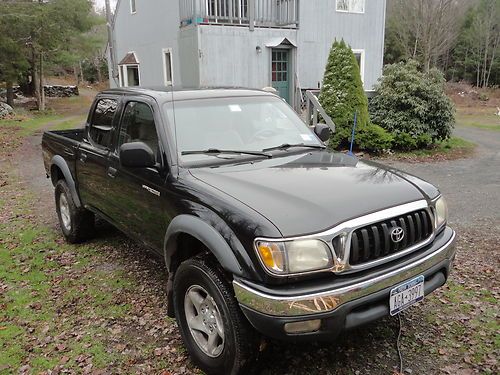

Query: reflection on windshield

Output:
[164, 96, 321, 163]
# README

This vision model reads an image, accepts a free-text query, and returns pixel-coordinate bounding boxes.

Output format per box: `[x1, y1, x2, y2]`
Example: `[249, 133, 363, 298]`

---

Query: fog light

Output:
[284, 319, 321, 334]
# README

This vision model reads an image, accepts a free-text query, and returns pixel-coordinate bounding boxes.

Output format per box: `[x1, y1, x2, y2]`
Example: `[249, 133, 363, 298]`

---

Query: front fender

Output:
[51, 155, 82, 207]
[164, 214, 244, 276]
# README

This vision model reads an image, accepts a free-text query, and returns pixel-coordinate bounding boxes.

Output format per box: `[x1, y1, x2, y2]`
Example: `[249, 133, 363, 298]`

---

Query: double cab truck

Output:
[42, 88, 456, 375]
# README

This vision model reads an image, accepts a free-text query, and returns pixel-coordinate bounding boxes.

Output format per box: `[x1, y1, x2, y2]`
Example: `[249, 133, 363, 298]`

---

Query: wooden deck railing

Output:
[180, 0, 299, 29]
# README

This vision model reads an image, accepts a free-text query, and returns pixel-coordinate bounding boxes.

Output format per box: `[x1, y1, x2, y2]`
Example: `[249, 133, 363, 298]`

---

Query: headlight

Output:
[434, 196, 448, 229]
[256, 239, 333, 275]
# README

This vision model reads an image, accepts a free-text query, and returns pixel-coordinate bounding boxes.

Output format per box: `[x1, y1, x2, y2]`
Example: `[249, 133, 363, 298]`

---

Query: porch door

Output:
[271, 49, 290, 104]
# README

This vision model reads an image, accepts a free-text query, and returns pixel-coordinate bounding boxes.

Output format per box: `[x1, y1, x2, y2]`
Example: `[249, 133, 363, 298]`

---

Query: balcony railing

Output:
[180, 0, 299, 29]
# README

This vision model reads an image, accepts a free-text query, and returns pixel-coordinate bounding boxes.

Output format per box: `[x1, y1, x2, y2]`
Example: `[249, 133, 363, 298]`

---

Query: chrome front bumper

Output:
[234, 229, 456, 317]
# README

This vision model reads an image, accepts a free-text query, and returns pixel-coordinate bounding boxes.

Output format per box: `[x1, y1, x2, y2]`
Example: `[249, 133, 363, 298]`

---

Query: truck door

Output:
[77, 97, 118, 217]
[107, 99, 170, 250]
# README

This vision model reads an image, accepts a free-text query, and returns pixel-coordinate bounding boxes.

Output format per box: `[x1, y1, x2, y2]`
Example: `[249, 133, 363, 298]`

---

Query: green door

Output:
[271, 49, 290, 104]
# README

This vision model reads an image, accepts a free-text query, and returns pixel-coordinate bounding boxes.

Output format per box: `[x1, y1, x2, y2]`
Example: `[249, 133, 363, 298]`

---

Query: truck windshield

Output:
[164, 96, 322, 164]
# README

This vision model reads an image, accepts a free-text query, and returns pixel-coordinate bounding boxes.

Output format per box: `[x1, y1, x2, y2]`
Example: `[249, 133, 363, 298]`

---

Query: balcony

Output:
[180, 0, 299, 29]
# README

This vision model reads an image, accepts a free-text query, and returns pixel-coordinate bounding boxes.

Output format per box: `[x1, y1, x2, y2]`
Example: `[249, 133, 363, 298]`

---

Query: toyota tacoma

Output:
[42, 88, 456, 375]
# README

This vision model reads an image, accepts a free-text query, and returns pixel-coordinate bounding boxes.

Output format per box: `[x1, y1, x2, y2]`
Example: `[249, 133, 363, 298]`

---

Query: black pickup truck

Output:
[42, 88, 456, 375]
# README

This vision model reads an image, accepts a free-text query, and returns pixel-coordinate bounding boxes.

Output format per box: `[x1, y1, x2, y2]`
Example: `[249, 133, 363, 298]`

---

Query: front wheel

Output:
[173, 256, 258, 375]
[55, 179, 94, 244]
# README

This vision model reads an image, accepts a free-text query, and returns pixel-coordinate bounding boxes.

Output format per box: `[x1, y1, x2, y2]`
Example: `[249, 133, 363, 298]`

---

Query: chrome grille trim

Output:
[255, 200, 436, 275]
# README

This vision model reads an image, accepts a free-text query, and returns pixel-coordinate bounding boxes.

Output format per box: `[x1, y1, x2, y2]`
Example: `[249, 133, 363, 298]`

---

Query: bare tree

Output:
[388, 0, 471, 71]
[469, 0, 500, 87]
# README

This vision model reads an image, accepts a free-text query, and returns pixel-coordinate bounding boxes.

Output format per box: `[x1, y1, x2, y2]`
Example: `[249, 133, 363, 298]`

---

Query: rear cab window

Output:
[118, 101, 159, 155]
[88, 98, 118, 149]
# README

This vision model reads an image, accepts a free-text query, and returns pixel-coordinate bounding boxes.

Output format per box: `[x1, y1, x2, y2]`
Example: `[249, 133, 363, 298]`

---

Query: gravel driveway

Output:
[385, 126, 500, 227]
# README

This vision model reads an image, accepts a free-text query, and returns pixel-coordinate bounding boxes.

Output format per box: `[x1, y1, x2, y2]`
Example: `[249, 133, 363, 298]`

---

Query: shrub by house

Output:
[370, 60, 455, 150]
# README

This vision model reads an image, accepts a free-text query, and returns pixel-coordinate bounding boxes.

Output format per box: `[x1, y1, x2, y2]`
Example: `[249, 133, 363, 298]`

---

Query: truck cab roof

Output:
[99, 87, 277, 103]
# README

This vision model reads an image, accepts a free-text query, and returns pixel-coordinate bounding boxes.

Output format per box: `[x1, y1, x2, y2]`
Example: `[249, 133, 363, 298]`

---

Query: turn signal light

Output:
[284, 320, 321, 334]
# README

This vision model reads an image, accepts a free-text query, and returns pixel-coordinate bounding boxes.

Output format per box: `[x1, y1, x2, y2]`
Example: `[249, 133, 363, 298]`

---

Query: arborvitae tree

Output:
[318, 39, 393, 152]
[319, 40, 369, 141]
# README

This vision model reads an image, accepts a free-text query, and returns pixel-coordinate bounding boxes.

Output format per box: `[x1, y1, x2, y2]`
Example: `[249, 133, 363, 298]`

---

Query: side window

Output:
[118, 101, 159, 160]
[89, 98, 118, 148]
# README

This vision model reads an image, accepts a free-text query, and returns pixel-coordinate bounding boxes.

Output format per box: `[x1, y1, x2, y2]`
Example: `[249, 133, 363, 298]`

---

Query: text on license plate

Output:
[389, 275, 425, 316]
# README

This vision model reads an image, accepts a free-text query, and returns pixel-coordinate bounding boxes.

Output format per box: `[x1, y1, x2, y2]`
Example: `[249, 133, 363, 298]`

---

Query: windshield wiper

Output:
[262, 143, 326, 152]
[182, 148, 272, 158]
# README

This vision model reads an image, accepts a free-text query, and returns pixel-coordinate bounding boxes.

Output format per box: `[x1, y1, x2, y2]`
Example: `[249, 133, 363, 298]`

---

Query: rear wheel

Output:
[55, 180, 94, 243]
[173, 256, 258, 375]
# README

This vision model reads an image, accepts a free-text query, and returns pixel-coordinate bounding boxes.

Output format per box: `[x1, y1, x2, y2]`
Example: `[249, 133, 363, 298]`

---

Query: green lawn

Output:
[389, 137, 476, 160]
[0, 182, 133, 372]
[0, 113, 85, 135]
[456, 111, 500, 132]
[0, 113, 62, 136]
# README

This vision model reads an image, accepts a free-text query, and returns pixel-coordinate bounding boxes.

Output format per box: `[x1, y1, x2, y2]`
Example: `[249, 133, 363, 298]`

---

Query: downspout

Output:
[106, 0, 119, 86]
[249, 0, 255, 31]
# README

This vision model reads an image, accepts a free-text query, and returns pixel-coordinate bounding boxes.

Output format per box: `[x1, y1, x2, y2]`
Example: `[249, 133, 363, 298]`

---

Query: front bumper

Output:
[233, 227, 456, 340]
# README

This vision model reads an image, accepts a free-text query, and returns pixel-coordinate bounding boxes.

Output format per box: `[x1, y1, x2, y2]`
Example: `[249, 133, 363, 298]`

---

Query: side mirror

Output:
[119, 142, 155, 168]
[314, 124, 331, 142]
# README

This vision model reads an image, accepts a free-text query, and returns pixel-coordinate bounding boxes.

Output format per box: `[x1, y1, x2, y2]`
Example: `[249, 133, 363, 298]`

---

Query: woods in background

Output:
[385, 0, 500, 88]
[0, 0, 107, 109]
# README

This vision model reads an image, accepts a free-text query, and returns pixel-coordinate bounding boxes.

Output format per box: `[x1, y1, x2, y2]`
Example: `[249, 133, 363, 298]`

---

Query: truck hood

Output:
[188, 151, 436, 237]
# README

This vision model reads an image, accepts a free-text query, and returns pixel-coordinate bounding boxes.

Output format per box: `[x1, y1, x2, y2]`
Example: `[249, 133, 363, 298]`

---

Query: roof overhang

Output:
[265, 37, 297, 48]
[118, 52, 139, 65]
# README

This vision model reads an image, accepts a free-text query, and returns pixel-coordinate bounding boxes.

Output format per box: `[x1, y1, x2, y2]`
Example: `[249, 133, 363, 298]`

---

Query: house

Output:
[108, 0, 387, 109]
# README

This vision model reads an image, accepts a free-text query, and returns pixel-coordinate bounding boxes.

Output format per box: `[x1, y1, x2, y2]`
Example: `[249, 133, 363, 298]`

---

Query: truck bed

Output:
[42, 128, 85, 178]
[46, 128, 85, 142]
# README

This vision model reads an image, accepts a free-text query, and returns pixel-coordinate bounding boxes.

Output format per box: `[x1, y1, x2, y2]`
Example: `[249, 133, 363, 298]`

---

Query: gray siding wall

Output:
[198, 25, 297, 89]
[111, 0, 181, 88]
[297, 0, 386, 91]
[179, 26, 200, 87]
[110, 0, 386, 92]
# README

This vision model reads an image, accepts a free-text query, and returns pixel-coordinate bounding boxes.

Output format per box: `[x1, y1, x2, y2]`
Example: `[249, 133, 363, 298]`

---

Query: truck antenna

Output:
[169, 83, 180, 177]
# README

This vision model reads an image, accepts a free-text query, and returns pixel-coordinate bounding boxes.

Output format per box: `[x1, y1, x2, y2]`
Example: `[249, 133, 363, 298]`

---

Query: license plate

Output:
[389, 275, 425, 316]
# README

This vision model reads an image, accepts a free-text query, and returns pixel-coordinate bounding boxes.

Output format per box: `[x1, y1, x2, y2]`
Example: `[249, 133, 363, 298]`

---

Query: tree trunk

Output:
[33, 56, 42, 110]
[79, 60, 85, 83]
[6, 81, 14, 107]
[95, 56, 102, 83]
[39, 53, 45, 111]
[74, 64, 80, 85]
[463, 47, 469, 81]
[485, 35, 499, 88]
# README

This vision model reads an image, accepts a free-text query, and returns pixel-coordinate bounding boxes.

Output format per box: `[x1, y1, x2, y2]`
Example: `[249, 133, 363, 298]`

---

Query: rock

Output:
[0, 102, 14, 119]
[43, 85, 79, 97]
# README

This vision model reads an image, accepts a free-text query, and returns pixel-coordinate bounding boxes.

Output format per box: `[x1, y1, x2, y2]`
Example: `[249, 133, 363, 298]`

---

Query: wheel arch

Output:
[50, 155, 82, 207]
[163, 215, 244, 317]
[164, 215, 243, 276]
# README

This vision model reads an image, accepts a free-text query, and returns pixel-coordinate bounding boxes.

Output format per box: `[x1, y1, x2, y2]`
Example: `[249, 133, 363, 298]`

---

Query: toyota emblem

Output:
[390, 227, 405, 243]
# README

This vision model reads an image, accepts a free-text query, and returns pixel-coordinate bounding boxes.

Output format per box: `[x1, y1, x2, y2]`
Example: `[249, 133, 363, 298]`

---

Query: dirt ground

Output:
[0, 87, 498, 374]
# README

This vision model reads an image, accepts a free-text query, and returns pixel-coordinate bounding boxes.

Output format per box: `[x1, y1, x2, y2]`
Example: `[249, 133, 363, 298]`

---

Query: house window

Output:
[130, 0, 137, 14]
[352, 49, 365, 83]
[163, 49, 173, 86]
[119, 65, 140, 87]
[336, 0, 365, 13]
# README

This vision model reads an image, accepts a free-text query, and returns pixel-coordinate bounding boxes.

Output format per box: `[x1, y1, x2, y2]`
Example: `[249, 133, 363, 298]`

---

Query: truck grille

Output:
[349, 209, 433, 266]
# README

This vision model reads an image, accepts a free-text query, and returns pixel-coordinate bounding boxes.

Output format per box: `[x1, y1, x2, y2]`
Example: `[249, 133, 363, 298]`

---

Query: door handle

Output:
[63, 148, 74, 157]
[79, 153, 88, 163]
[107, 167, 117, 179]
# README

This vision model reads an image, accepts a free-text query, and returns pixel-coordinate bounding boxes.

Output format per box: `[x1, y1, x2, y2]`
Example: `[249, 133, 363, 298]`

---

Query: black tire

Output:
[173, 256, 258, 375]
[55, 179, 94, 244]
